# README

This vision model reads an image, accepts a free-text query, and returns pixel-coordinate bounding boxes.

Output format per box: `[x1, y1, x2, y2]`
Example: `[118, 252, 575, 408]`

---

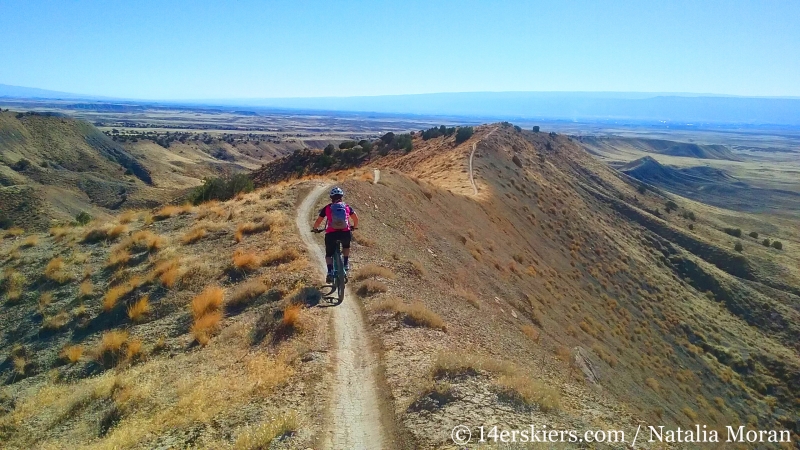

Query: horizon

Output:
[1, 0, 799, 99]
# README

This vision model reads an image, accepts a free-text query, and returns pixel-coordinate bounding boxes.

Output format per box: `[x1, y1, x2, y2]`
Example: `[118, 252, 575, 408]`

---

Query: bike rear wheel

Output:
[333, 246, 345, 302]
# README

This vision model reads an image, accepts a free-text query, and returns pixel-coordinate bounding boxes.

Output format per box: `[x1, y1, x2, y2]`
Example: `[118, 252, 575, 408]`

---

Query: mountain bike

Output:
[312, 228, 356, 303]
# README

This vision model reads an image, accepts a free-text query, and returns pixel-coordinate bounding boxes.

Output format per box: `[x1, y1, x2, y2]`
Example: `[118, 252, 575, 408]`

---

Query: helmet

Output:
[329, 187, 344, 198]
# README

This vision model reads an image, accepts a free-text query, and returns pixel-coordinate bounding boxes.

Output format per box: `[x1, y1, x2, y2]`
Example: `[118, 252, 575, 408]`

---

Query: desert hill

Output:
[580, 136, 742, 161]
[0, 111, 311, 231]
[0, 123, 798, 448]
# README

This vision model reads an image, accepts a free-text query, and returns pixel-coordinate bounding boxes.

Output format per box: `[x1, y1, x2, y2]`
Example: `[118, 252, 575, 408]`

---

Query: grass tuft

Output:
[229, 280, 269, 307]
[233, 250, 262, 272]
[231, 412, 298, 450]
[372, 298, 445, 330]
[262, 247, 299, 266]
[192, 286, 225, 319]
[44, 257, 72, 284]
[356, 279, 388, 297]
[127, 296, 151, 322]
[352, 264, 396, 281]
[61, 345, 83, 363]
[181, 226, 207, 245]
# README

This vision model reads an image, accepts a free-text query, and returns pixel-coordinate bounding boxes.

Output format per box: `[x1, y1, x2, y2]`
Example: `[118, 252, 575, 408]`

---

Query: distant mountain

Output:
[0, 84, 91, 100]
[3, 83, 800, 125]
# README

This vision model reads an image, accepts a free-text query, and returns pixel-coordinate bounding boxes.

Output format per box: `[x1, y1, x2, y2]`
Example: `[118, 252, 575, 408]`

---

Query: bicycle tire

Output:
[334, 245, 345, 302]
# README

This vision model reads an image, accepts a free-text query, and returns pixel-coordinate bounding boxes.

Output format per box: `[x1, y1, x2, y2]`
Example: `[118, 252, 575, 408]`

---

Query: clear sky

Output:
[1, 0, 798, 99]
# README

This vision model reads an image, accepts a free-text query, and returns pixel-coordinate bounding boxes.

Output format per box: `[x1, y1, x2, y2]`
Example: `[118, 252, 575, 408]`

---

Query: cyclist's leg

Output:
[340, 230, 352, 272]
[323, 233, 336, 281]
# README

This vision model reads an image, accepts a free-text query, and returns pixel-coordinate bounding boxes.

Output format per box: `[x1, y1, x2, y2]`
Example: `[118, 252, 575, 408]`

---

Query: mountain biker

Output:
[312, 187, 359, 283]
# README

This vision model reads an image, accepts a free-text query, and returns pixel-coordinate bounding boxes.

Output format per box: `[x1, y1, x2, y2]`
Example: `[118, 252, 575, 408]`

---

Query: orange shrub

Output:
[127, 296, 151, 322]
[191, 286, 224, 319]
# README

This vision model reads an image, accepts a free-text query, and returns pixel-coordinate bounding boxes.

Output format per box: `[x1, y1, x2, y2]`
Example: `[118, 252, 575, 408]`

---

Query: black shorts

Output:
[324, 231, 352, 257]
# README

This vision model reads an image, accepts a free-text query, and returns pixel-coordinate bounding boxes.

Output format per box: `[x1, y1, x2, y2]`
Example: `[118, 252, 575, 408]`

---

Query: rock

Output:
[573, 346, 601, 384]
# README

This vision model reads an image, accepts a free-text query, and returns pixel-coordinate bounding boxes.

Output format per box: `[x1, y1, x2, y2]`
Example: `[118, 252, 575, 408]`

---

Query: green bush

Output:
[748, 231, 758, 239]
[734, 242, 743, 252]
[455, 126, 474, 144]
[532, 126, 540, 133]
[0, 214, 12, 229]
[339, 141, 357, 150]
[762, 238, 770, 247]
[323, 144, 335, 156]
[665, 200, 678, 212]
[723, 228, 742, 238]
[11, 159, 31, 171]
[395, 134, 413, 152]
[188, 173, 254, 205]
[513, 125, 522, 132]
[637, 185, 647, 195]
[75, 212, 92, 225]
[771, 241, 783, 250]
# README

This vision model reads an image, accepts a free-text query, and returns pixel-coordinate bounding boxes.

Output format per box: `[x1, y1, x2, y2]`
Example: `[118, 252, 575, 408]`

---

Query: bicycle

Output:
[312, 228, 356, 303]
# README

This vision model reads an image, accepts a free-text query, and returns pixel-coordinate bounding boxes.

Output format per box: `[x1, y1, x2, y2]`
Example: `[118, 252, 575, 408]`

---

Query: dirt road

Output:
[469, 127, 498, 195]
[295, 184, 387, 449]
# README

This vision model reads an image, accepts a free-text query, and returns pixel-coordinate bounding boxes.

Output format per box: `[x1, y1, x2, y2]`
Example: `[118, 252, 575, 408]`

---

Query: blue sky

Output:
[1, 0, 798, 99]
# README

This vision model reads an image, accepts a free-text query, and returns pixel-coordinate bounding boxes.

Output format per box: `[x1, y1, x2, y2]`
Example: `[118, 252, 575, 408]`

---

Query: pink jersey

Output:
[319, 202, 355, 233]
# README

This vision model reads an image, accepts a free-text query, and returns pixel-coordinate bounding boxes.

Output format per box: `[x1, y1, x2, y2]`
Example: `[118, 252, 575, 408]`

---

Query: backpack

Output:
[329, 203, 350, 230]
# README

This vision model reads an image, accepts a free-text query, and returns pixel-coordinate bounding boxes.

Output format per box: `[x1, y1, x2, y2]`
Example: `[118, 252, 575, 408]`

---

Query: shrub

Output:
[75, 211, 92, 225]
[0, 214, 12, 229]
[231, 413, 298, 450]
[232, 250, 262, 272]
[338, 141, 357, 150]
[373, 298, 445, 330]
[153, 258, 180, 287]
[11, 158, 31, 171]
[734, 242, 743, 252]
[455, 126, 474, 144]
[723, 227, 742, 238]
[191, 311, 222, 345]
[748, 231, 758, 239]
[762, 238, 770, 247]
[323, 144, 335, 155]
[665, 200, 678, 212]
[188, 174, 254, 205]
[771, 240, 783, 250]
[79, 280, 93, 298]
[532, 126, 540, 132]
[497, 374, 560, 412]
[262, 247, 299, 266]
[61, 345, 83, 364]
[42, 311, 71, 330]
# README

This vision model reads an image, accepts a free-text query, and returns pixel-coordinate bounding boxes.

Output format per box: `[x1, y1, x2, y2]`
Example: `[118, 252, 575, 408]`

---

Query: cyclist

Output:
[312, 187, 359, 283]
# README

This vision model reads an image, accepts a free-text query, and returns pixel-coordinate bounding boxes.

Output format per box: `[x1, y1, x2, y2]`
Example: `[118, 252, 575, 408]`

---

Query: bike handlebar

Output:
[311, 227, 357, 233]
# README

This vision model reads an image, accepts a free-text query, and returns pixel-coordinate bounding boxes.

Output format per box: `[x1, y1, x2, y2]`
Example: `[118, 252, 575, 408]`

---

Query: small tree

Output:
[11, 159, 31, 171]
[339, 141, 357, 150]
[771, 241, 783, 250]
[532, 126, 540, 133]
[75, 212, 92, 225]
[748, 231, 759, 239]
[734, 242, 743, 252]
[455, 126, 474, 144]
[323, 144, 335, 155]
[762, 238, 771, 247]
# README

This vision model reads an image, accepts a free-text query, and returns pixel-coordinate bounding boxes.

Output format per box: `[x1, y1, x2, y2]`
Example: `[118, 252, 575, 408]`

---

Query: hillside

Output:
[1, 124, 798, 448]
[580, 136, 742, 161]
[0, 111, 307, 231]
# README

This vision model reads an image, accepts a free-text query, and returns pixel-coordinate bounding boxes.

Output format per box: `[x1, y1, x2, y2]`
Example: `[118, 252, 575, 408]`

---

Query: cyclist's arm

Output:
[350, 212, 359, 229]
[312, 216, 324, 229]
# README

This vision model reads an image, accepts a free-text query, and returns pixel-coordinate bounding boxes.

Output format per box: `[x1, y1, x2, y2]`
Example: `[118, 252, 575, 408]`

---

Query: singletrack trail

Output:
[295, 184, 387, 450]
[469, 127, 498, 195]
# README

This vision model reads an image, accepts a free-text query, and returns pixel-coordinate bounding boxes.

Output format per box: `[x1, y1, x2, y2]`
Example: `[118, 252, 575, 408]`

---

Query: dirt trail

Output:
[295, 183, 387, 450]
[469, 127, 498, 195]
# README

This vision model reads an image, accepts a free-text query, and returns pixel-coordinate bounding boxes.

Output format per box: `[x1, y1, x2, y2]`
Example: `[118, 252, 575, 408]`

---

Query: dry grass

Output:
[118, 211, 137, 224]
[262, 247, 299, 266]
[21, 235, 38, 248]
[6, 227, 24, 237]
[61, 345, 83, 363]
[645, 377, 660, 391]
[454, 286, 480, 308]
[181, 226, 207, 245]
[521, 325, 540, 343]
[2, 270, 26, 303]
[102, 277, 144, 312]
[131, 230, 165, 252]
[191, 311, 223, 345]
[152, 258, 181, 287]
[356, 279, 388, 297]
[408, 259, 427, 277]
[233, 250, 262, 272]
[353, 234, 377, 247]
[432, 352, 515, 378]
[372, 298, 446, 330]
[191, 286, 225, 345]
[192, 286, 225, 319]
[126, 339, 143, 360]
[231, 412, 298, 450]
[79, 280, 93, 298]
[153, 204, 191, 221]
[44, 257, 72, 284]
[82, 225, 127, 243]
[127, 296, 151, 322]
[352, 264, 396, 281]
[42, 311, 71, 331]
[98, 330, 128, 355]
[38, 291, 54, 309]
[107, 247, 131, 268]
[497, 374, 561, 412]
[229, 280, 269, 307]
